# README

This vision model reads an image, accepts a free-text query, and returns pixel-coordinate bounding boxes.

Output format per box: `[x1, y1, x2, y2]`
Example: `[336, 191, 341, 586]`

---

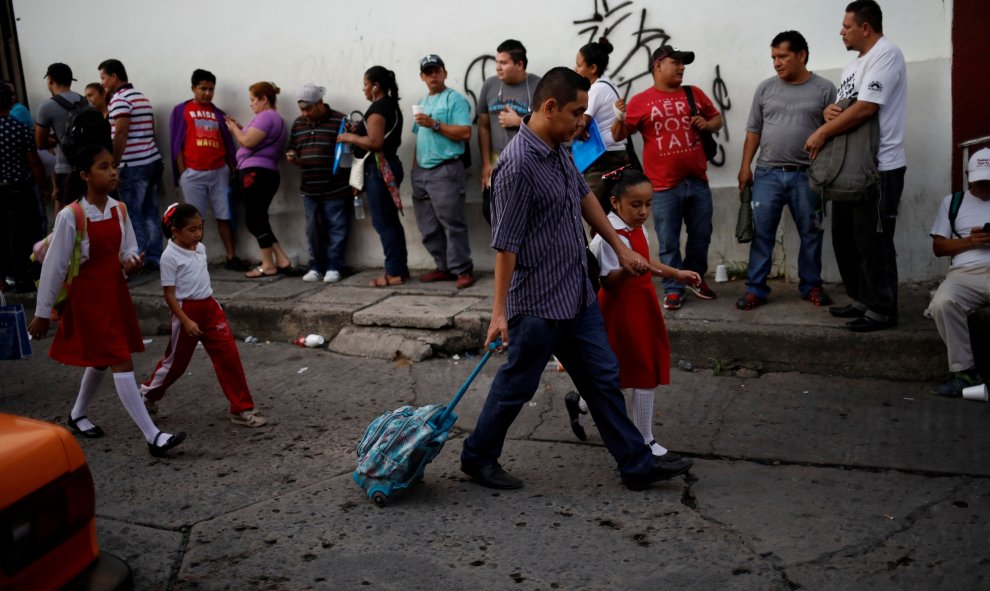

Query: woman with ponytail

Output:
[225, 81, 292, 278]
[574, 38, 636, 212]
[338, 66, 409, 287]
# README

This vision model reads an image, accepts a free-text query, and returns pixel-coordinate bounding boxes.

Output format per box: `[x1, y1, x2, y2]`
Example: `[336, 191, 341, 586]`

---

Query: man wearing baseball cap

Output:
[36, 62, 84, 211]
[287, 83, 351, 284]
[612, 45, 723, 311]
[411, 54, 475, 289]
[927, 147, 990, 398]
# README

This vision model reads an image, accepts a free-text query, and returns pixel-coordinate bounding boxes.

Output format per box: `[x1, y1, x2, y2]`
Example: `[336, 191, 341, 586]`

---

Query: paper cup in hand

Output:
[412, 105, 425, 116]
[962, 383, 988, 402]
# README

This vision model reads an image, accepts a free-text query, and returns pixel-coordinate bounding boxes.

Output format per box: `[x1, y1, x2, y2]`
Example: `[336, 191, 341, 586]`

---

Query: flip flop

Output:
[245, 266, 278, 278]
[369, 274, 406, 287]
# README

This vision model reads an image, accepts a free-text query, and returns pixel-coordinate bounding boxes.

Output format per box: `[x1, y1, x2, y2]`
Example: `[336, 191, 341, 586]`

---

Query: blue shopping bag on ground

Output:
[0, 293, 32, 360]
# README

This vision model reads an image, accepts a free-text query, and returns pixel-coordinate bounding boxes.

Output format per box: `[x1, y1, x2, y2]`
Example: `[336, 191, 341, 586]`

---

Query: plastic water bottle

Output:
[353, 195, 366, 220]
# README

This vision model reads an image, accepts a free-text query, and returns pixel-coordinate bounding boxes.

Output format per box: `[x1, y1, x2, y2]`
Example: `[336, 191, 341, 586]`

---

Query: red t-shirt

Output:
[182, 102, 227, 171]
[625, 86, 719, 191]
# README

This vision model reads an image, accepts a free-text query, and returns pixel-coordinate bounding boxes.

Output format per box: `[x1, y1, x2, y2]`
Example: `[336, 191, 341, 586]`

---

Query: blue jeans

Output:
[301, 194, 351, 273]
[461, 305, 655, 479]
[745, 167, 824, 299]
[117, 159, 164, 266]
[652, 177, 713, 295]
[364, 157, 408, 278]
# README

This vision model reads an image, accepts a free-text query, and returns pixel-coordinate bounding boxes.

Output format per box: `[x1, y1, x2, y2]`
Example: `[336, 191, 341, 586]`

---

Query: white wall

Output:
[14, 0, 953, 280]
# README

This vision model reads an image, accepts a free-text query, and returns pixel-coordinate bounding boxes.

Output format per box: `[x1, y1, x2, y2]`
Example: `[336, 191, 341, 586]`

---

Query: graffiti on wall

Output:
[462, 0, 732, 167]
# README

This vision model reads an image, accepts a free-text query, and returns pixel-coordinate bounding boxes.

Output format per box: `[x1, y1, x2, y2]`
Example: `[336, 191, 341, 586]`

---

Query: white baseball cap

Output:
[968, 147, 990, 183]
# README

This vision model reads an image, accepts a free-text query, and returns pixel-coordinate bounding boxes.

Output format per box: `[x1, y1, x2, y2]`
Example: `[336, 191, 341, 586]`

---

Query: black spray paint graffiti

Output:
[462, 0, 732, 167]
[463, 54, 496, 125]
[572, 0, 669, 102]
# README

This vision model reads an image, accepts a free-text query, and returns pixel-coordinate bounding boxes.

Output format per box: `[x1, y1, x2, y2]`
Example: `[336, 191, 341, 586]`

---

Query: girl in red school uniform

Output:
[28, 145, 186, 457]
[141, 203, 267, 427]
[566, 166, 700, 458]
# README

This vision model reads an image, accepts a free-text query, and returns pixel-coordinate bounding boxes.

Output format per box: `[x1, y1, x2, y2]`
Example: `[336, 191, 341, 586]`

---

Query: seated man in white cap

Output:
[928, 147, 990, 397]
[287, 83, 352, 283]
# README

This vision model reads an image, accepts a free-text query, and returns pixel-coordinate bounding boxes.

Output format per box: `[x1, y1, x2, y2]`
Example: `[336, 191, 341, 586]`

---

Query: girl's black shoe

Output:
[67, 414, 104, 438]
[148, 431, 186, 457]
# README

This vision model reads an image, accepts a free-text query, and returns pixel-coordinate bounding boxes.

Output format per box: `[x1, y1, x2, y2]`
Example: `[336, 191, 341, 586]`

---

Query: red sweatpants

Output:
[142, 297, 254, 414]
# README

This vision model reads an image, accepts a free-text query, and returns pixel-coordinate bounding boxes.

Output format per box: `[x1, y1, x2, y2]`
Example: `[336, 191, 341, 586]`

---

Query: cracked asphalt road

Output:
[2, 340, 988, 590]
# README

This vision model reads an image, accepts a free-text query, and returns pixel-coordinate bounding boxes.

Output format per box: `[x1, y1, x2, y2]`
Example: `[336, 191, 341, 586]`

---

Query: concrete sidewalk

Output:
[6, 265, 967, 381]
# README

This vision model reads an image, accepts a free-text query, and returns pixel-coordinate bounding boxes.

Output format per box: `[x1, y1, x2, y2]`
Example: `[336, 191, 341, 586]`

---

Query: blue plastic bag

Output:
[0, 293, 32, 360]
[572, 119, 606, 173]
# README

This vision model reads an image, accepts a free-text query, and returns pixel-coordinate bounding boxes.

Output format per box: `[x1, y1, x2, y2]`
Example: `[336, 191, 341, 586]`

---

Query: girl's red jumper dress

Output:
[49, 205, 144, 366]
[597, 226, 671, 389]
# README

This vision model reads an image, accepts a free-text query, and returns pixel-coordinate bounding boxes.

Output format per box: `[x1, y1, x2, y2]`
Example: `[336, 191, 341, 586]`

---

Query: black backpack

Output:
[949, 191, 965, 238]
[51, 95, 113, 160]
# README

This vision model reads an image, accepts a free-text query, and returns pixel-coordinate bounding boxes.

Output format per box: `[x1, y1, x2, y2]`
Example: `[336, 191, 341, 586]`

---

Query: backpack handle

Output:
[432, 339, 502, 428]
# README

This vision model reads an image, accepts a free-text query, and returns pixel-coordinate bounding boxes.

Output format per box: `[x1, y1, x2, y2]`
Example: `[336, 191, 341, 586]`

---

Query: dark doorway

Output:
[0, 0, 26, 107]
[952, 0, 990, 189]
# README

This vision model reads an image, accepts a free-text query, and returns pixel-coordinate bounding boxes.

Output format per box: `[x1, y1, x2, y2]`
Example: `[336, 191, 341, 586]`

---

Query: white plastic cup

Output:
[962, 383, 989, 402]
[304, 334, 325, 348]
[715, 264, 729, 283]
[412, 105, 425, 116]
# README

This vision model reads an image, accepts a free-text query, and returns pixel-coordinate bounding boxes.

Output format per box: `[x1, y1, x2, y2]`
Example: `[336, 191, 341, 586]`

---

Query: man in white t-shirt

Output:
[928, 148, 990, 397]
[804, 0, 907, 333]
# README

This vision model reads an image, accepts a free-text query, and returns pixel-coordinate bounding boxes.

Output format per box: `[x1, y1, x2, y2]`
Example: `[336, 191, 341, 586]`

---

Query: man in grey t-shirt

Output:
[736, 31, 837, 311]
[36, 62, 84, 211]
[476, 39, 541, 223]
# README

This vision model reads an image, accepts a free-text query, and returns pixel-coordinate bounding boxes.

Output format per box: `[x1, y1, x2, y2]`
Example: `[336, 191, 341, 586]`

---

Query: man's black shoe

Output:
[461, 462, 523, 489]
[622, 456, 693, 491]
[848, 316, 897, 333]
[564, 391, 587, 441]
[829, 303, 864, 318]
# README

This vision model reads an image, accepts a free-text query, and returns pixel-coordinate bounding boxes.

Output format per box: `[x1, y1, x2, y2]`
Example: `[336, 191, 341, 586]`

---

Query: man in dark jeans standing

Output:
[288, 83, 351, 284]
[460, 68, 692, 492]
[805, 0, 907, 332]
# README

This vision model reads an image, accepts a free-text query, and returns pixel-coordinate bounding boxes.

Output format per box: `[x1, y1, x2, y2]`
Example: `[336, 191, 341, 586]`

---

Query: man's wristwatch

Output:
[432, 120, 441, 132]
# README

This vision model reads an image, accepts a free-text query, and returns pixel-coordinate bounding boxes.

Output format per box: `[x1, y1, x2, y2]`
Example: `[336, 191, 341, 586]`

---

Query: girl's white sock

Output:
[113, 371, 167, 443]
[632, 387, 657, 445]
[632, 388, 671, 456]
[577, 396, 589, 426]
[70, 367, 106, 431]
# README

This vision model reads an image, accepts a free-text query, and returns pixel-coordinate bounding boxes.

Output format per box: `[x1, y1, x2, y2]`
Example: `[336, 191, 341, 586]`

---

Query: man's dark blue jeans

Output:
[461, 304, 654, 479]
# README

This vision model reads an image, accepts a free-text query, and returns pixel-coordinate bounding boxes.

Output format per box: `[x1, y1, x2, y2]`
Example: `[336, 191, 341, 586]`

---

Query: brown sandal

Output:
[369, 274, 405, 287]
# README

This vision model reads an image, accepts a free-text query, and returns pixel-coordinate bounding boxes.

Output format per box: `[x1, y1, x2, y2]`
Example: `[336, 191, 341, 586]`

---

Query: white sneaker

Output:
[302, 270, 321, 282]
[324, 270, 341, 283]
[231, 409, 268, 427]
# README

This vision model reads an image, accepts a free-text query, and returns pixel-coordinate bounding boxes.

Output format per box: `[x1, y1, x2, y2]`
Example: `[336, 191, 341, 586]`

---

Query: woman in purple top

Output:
[225, 81, 292, 277]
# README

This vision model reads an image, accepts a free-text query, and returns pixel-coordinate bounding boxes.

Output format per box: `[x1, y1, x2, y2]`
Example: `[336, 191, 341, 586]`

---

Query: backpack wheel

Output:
[372, 491, 388, 507]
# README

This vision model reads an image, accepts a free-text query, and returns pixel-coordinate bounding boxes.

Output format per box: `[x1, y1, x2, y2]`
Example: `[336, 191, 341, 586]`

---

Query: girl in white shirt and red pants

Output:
[141, 203, 267, 427]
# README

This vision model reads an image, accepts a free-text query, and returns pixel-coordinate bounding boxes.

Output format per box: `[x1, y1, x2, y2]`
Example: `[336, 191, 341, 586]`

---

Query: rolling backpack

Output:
[51, 95, 113, 160]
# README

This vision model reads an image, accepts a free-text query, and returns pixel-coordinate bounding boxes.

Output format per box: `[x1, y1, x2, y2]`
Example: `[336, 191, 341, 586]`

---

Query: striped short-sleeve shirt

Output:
[491, 118, 595, 321]
[109, 83, 161, 167]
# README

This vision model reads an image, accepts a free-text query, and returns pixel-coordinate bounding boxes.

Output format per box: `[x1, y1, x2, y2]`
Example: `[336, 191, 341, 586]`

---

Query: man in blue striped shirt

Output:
[460, 68, 693, 491]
